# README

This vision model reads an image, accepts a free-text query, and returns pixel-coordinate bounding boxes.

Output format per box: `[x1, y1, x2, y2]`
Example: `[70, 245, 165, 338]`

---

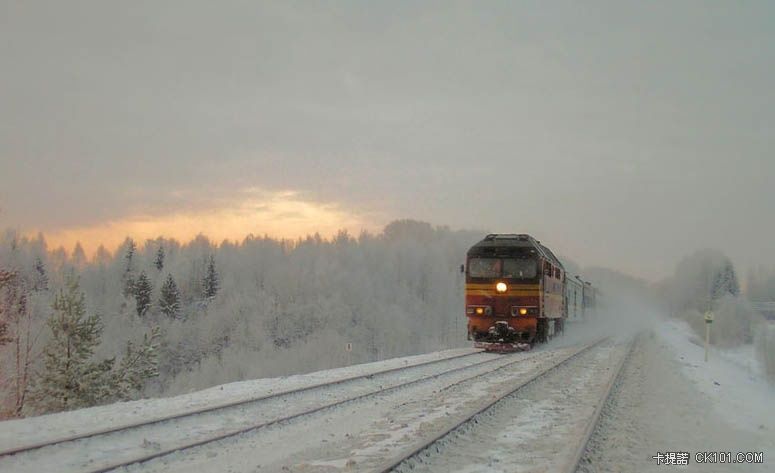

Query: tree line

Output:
[0, 221, 479, 418]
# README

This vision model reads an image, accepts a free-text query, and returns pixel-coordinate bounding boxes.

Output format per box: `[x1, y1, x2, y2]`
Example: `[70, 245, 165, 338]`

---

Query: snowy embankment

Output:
[0, 347, 476, 452]
[656, 319, 774, 433]
[0, 337, 605, 473]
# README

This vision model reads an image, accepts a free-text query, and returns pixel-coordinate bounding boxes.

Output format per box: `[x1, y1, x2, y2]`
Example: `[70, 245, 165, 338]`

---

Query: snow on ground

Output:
[581, 321, 774, 473]
[6, 317, 771, 473]
[0, 347, 477, 452]
[134, 345, 578, 473]
[390, 341, 628, 473]
[656, 318, 775, 433]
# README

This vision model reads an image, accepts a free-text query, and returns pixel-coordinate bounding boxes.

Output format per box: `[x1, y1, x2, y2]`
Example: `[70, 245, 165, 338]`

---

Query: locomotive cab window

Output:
[468, 258, 501, 278]
[502, 258, 537, 279]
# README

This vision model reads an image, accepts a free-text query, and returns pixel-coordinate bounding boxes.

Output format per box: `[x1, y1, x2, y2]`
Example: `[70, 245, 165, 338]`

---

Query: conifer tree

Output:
[159, 273, 181, 318]
[33, 257, 48, 291]
[0, 269, 16, 346]
[712, 262, 740, 300]
[32, 276, 114, 412]
[134, 271, 152, 317]
[122, 239, 137, 298]
[154, 246, 165, 272]
[113, 326, 160, 399]
[72, 242, 87, 269]
[202, 255, 219, 300]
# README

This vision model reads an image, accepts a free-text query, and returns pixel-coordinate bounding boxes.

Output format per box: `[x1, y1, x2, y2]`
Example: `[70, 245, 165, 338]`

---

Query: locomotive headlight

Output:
[519, 308, 528, 315]
[495, 282, 508, 293]
[475, 307, 485, 315]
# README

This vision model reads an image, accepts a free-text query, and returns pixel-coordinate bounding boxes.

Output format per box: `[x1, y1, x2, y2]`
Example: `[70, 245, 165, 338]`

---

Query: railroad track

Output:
[375, 336, 627, 473]
[2, 346, 553, 473]
[563, 336, 639, 473]
[0, 348, 483, 458]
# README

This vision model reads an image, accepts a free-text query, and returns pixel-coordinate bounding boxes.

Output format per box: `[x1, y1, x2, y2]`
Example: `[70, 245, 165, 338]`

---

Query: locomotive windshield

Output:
[468, 257, 537, 279]
[503, 258, 538, 278]
[468, 258, 501, 278]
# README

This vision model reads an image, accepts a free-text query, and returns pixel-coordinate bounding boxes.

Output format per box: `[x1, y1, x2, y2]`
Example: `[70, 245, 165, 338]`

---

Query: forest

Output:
[0, 220, 481, 418]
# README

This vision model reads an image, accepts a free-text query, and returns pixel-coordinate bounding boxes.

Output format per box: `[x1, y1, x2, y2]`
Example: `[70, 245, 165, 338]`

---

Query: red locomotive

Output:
[464, 234, 594, 352]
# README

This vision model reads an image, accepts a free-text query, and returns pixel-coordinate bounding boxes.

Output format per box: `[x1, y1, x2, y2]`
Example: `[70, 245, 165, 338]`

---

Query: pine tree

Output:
[0, 269, 36, 415]
[122, 239, 137, 298]
[72, 242, 87, 269]
[202, 255, 219, 300]
[154, 246, 165, 272]
[113, 326, 160, 399]
[32, 276, 114, 412]
[159, 273, 181, 318]
[712, 262, 740, 300]
[134, 271, 152, 317]
[33, 257, 48, 291]
[0, 269, 17, 346]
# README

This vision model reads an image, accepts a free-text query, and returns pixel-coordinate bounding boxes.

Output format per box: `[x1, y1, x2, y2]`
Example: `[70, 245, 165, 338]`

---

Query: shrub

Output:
[754, 323, 775, 384]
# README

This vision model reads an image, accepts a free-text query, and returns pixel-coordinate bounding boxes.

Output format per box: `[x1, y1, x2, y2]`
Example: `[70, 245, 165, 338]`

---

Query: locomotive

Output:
[464, 234, 596, 352]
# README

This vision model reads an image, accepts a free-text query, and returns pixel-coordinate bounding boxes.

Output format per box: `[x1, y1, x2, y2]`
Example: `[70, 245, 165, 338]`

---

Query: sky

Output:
[1, 1, 773, 281]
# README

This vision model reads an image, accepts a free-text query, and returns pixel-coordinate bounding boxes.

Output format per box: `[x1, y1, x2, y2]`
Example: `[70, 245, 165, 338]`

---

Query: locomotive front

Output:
[465, 235, 543, 346]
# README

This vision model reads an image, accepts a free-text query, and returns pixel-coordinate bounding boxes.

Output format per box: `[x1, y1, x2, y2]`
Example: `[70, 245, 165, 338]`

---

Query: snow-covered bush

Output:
[712, 295, 761, 347]
[663, 249, 740, 314]
[677, 297, 762, 348]
[754, 323, 775, 384]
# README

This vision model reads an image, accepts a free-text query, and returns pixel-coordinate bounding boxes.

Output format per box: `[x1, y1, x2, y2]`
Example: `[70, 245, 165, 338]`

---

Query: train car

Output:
[464, 234, 567, 352]
[565, 276, 585, 322]
[582, 281, 597, 318]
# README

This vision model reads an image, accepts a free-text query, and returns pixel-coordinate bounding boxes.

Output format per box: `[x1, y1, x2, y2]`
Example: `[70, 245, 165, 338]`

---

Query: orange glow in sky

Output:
[35, 190, 380, 258]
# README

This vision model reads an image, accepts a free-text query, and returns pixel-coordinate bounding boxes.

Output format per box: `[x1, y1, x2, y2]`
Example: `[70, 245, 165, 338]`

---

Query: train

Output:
[464, 234, 596, 352]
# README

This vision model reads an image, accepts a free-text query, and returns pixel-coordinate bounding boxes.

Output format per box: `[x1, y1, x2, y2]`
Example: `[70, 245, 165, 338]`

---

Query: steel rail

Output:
[82, 346, 547, 473]
[373, 337, 609, 473]
[84, 342, 552, 473]
[560, 335, 639, 473]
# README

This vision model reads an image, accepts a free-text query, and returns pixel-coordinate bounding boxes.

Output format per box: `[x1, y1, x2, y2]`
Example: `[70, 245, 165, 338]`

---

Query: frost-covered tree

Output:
[71, 242, 87, 269]
[711, 261, 739, 300]
[0, 269, 39, 417]
[121, 238, 137, 298]
[202, 255, 219, 300]
[669, 249, 742, 313]
[0, 269, 17, 346]
[159, 274, 181, 318]
[154, 246, 165, 272]
[134, 271, 152, 317]
[32, 257, 48, 292]
[31, 276, 114, 412]
[113, 326, 160, 398]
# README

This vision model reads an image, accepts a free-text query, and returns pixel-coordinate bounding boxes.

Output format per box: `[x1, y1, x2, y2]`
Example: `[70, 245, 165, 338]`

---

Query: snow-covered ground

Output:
[390, 340, 629, 473]
[581, 318, 774, 473]
[133, 344, 586, 473]
[0, 347, 478, 454]
[657, 319, 774, 433]
[0, 340, 597, 473]
[2, 318, 772, 473]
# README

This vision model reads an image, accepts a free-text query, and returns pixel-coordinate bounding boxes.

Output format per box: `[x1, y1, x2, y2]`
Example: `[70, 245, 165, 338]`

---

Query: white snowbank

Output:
[0, 347, 477, 451]
[656, 318, 775, 432]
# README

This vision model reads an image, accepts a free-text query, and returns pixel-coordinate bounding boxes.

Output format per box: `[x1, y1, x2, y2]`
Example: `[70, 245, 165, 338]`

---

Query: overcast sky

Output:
[1, 1, 773, 281]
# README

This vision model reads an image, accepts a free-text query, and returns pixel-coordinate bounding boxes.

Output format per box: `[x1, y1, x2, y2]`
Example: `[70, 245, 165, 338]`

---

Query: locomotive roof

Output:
[468, 234, 564, 269]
